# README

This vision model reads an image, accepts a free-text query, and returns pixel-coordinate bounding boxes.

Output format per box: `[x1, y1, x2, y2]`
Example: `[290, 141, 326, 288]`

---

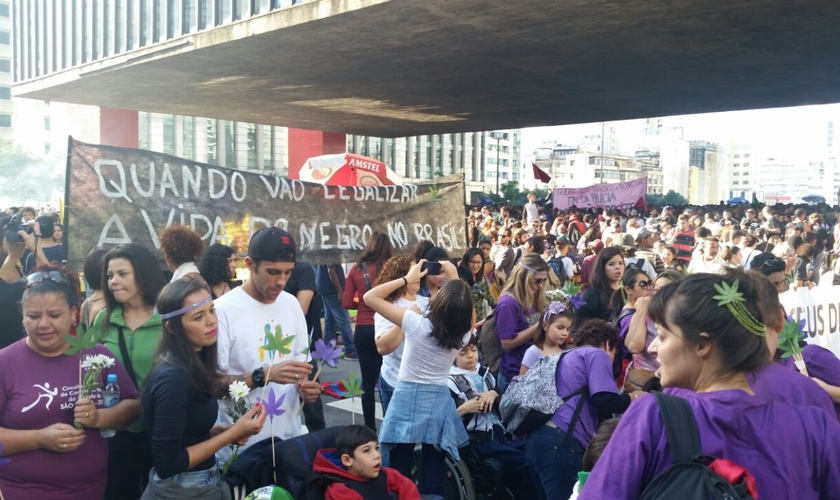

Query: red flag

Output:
[532, 161, 551, 183]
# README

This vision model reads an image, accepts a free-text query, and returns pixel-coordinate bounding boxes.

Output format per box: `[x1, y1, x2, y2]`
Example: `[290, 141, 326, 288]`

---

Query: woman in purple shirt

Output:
[0, 264, 141, 500]
[494, 254, 548, 391]
[524, 318, 637, 498]
[581, 270, 840, 499]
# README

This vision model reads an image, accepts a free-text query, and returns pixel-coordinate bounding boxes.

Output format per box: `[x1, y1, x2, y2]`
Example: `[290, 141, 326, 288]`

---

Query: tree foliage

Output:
[0, 141, 65, 206]
[484, 181, 549, 207]
[646, 190, 689, 208]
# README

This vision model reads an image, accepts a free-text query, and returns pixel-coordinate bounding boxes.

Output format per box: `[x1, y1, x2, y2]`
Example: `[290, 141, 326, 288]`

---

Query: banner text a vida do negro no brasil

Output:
[65, 138, 466, 265]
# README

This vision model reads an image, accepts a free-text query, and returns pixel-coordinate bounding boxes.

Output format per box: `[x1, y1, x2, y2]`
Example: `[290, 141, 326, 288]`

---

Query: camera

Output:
[422, 261, 442, 275]
[3, 213, 32, 243]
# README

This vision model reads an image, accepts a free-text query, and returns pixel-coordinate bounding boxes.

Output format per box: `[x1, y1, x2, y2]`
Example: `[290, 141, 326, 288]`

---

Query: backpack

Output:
[548, 255, 567, 284]
[567, 221, 586, 246]
[639, 392, 758, 500]
[477, 314, 503, 377]
[498, 349, 588, 436]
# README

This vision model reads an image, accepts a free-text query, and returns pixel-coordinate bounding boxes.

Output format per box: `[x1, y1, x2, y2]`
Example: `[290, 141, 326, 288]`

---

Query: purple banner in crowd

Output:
[552, 177, 648, 211]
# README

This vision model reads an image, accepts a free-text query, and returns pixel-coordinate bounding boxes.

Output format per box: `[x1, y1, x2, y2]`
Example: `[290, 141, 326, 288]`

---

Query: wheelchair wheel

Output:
[413, 444, 476, 500]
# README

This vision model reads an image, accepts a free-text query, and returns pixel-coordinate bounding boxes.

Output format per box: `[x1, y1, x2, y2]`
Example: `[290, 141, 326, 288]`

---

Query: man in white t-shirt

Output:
[215, 228, 321, 463]
[523, 192, 540, 223]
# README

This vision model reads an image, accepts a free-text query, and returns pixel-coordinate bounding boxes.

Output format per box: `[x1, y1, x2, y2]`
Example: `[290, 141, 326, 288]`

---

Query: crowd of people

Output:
[0, 196, 839, 499]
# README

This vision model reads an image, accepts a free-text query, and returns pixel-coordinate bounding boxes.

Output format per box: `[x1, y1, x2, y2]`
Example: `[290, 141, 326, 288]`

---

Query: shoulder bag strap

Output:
[361, 263, 372, 291]
[117, 326, 140, 389]
[555, 349, 590, 447]
[653, 391, 702, 463]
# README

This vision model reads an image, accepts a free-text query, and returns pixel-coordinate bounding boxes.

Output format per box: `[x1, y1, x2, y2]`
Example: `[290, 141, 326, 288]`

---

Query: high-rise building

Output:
[726, 144, 756, 200]
[640, 118, 689, 197]
[688, 141, 726, 205]
[0, 1, 12, 143]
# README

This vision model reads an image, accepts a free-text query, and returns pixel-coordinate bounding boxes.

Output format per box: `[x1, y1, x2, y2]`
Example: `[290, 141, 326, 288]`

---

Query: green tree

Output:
[646, 190, 688, 207]
[484, 181, 549, 207]
[0, 141, 65, 206]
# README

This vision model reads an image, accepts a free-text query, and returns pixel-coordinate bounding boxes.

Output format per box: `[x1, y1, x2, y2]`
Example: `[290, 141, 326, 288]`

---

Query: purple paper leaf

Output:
[569, 294, 587, 309]
[311, 339, 343, 368]
[256, 388, 286, 423]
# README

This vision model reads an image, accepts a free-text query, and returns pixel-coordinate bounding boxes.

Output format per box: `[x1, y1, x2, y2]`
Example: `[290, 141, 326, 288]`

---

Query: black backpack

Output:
[639, 392, 757, 500]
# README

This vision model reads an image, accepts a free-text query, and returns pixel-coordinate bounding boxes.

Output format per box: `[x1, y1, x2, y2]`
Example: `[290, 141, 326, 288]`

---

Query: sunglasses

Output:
[629, 280, 652, 289]
[759, 257, 786, 270]
[25, 271, 70, 289]
[533, 277, 548, 285]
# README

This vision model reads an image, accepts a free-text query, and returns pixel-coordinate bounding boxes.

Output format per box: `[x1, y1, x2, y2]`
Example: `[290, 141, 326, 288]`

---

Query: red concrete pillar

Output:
[287, 128, 346, 179]
[99, 107, 139, 148]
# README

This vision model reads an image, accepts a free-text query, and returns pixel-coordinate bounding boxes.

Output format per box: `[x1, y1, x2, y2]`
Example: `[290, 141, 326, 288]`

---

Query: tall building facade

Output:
[640, 117, 689, 197]
[0, 0, 11, 143]
[688, 141, 726, 205]
[533, 144, 651, 191]
[726, 144, 756, 200]
[346, 130, 520, 201]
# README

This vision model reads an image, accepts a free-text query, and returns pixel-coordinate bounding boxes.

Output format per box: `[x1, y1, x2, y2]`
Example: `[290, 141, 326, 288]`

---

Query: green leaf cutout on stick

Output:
[263, 324, 295, 358]
[342, 373, 364, 397]
[64, 328, 98, 355]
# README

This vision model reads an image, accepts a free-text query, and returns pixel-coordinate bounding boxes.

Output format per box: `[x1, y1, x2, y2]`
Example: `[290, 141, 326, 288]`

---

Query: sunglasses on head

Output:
[629, 280, 652, 289]
[25, 271, 70, 289]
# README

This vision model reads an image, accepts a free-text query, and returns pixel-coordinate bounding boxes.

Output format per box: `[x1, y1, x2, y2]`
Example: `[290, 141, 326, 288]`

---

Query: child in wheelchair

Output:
[314, 425, 421, 500]
[447, 336, 546, 500]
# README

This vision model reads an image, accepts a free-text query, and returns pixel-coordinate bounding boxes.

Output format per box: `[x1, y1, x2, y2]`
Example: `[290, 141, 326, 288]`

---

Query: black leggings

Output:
[354, 324, 381, 430]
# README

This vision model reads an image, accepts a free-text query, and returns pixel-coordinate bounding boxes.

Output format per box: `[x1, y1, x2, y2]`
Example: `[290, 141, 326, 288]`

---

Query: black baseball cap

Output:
[248, 227, 296, 262]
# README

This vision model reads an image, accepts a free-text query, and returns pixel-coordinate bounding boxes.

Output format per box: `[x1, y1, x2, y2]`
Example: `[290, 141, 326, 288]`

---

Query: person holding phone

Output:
[417, 246, 449, 299]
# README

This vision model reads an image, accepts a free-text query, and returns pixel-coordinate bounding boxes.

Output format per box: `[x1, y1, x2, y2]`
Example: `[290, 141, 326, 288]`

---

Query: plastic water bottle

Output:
[100, 374, 119, 438]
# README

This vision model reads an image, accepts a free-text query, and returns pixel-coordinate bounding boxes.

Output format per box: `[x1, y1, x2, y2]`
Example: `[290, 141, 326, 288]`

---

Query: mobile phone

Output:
[422, 261, 442, 275]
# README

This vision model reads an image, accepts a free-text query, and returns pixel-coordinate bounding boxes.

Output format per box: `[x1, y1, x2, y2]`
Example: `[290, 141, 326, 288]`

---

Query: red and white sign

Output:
[552, 177, 648, 211]
[298, 153, 402, 186]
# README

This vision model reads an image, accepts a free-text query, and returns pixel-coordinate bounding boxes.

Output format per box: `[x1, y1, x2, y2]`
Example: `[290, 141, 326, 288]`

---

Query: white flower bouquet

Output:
[222, 380, 253, 473]
[76, 354, 115, 429]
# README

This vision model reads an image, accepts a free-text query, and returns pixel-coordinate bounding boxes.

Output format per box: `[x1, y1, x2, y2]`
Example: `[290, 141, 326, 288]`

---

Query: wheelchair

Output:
[412, 443, 515, 500]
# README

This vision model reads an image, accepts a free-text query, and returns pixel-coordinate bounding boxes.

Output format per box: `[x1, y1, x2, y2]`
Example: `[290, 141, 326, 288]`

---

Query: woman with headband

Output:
[0, 264, 140, 500]
[493, 254, 549, 392]
[141, 278, 265, 498]
[580, 270, 840, 499]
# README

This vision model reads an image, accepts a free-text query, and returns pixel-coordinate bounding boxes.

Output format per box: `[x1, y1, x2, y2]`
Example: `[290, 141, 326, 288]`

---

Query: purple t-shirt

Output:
[495, 294, 537, 380]
[520, 345, 545, 370]
[0, 340, 139, 500]
[747, 361, 835, 418]
[580, 389, 840, 499]
[550, 347, 618, 448]
[780, 344, 840, 420]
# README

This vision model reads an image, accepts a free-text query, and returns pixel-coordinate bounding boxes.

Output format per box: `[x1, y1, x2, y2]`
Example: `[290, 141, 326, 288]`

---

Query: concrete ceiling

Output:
[14, 0, 840, 137]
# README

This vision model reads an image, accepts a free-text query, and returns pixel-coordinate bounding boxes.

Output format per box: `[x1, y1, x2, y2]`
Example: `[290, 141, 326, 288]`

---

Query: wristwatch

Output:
[252, 366, 266, 388]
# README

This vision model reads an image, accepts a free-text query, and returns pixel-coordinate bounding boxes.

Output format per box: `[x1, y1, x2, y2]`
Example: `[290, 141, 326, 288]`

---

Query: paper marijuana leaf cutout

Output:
[341, 373, 364, 397]
[560, 281, 582, 299]
[778, 317, 807, 359]
[311, 339, 343, 368]
[712, 280, 745, 306]
[256, 388, 286, 422]
[64, 328, 98, 355]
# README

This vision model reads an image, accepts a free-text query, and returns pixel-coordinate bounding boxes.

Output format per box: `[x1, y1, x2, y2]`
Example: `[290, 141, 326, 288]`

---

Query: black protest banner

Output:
[65, 138, 466, 266]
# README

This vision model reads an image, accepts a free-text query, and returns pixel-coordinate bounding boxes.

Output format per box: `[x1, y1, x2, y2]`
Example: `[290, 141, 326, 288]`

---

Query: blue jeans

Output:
[379, 374, 395, 415]
[322, 293, 355, 352]
[471, 438, 546, 499]
[524, 424, 585, 499]
[153, 464, 219, 488]
[497, 371, 510, 394]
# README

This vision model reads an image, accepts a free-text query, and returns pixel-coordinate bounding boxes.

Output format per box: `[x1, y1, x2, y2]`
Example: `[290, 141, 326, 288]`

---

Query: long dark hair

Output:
[609, 266, 646, 315]
[428, 280, 473, 350]
[198, 244, 235, 286]
[356, 232, 394, 267]
[459, 247, 485, 286]
[590, 246, 624, 302]
[100, 244, 167, 337]
[155, 278, 223, 397]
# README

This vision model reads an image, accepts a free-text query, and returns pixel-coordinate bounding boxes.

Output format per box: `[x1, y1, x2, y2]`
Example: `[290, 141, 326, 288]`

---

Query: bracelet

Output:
[402, 277, 408, 286]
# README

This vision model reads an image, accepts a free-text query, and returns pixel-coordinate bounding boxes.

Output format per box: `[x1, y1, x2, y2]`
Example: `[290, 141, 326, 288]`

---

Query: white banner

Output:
[779, 285, 840, 358]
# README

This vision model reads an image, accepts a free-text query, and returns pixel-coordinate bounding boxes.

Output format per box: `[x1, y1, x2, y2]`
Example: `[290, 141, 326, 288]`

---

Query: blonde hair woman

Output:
[493, 253, 549, 391]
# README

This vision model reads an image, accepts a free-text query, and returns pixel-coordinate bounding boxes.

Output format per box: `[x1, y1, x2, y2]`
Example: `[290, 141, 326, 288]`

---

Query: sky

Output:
[519, 103, 840, 161]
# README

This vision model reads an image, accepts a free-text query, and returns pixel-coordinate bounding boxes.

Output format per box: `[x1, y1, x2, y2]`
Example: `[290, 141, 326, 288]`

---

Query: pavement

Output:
[305, 353, 383, 430]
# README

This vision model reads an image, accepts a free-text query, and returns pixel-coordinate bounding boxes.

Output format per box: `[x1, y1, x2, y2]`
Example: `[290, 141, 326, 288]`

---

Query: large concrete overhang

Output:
[14, 0, 840, 137]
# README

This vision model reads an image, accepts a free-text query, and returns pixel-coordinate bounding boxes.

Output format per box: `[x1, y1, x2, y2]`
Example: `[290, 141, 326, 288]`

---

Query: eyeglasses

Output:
[469, 260, 484, 266]
[629, 280, 652, 289]
[533, 277, 548, 285]
[25, 271, 70, 289]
